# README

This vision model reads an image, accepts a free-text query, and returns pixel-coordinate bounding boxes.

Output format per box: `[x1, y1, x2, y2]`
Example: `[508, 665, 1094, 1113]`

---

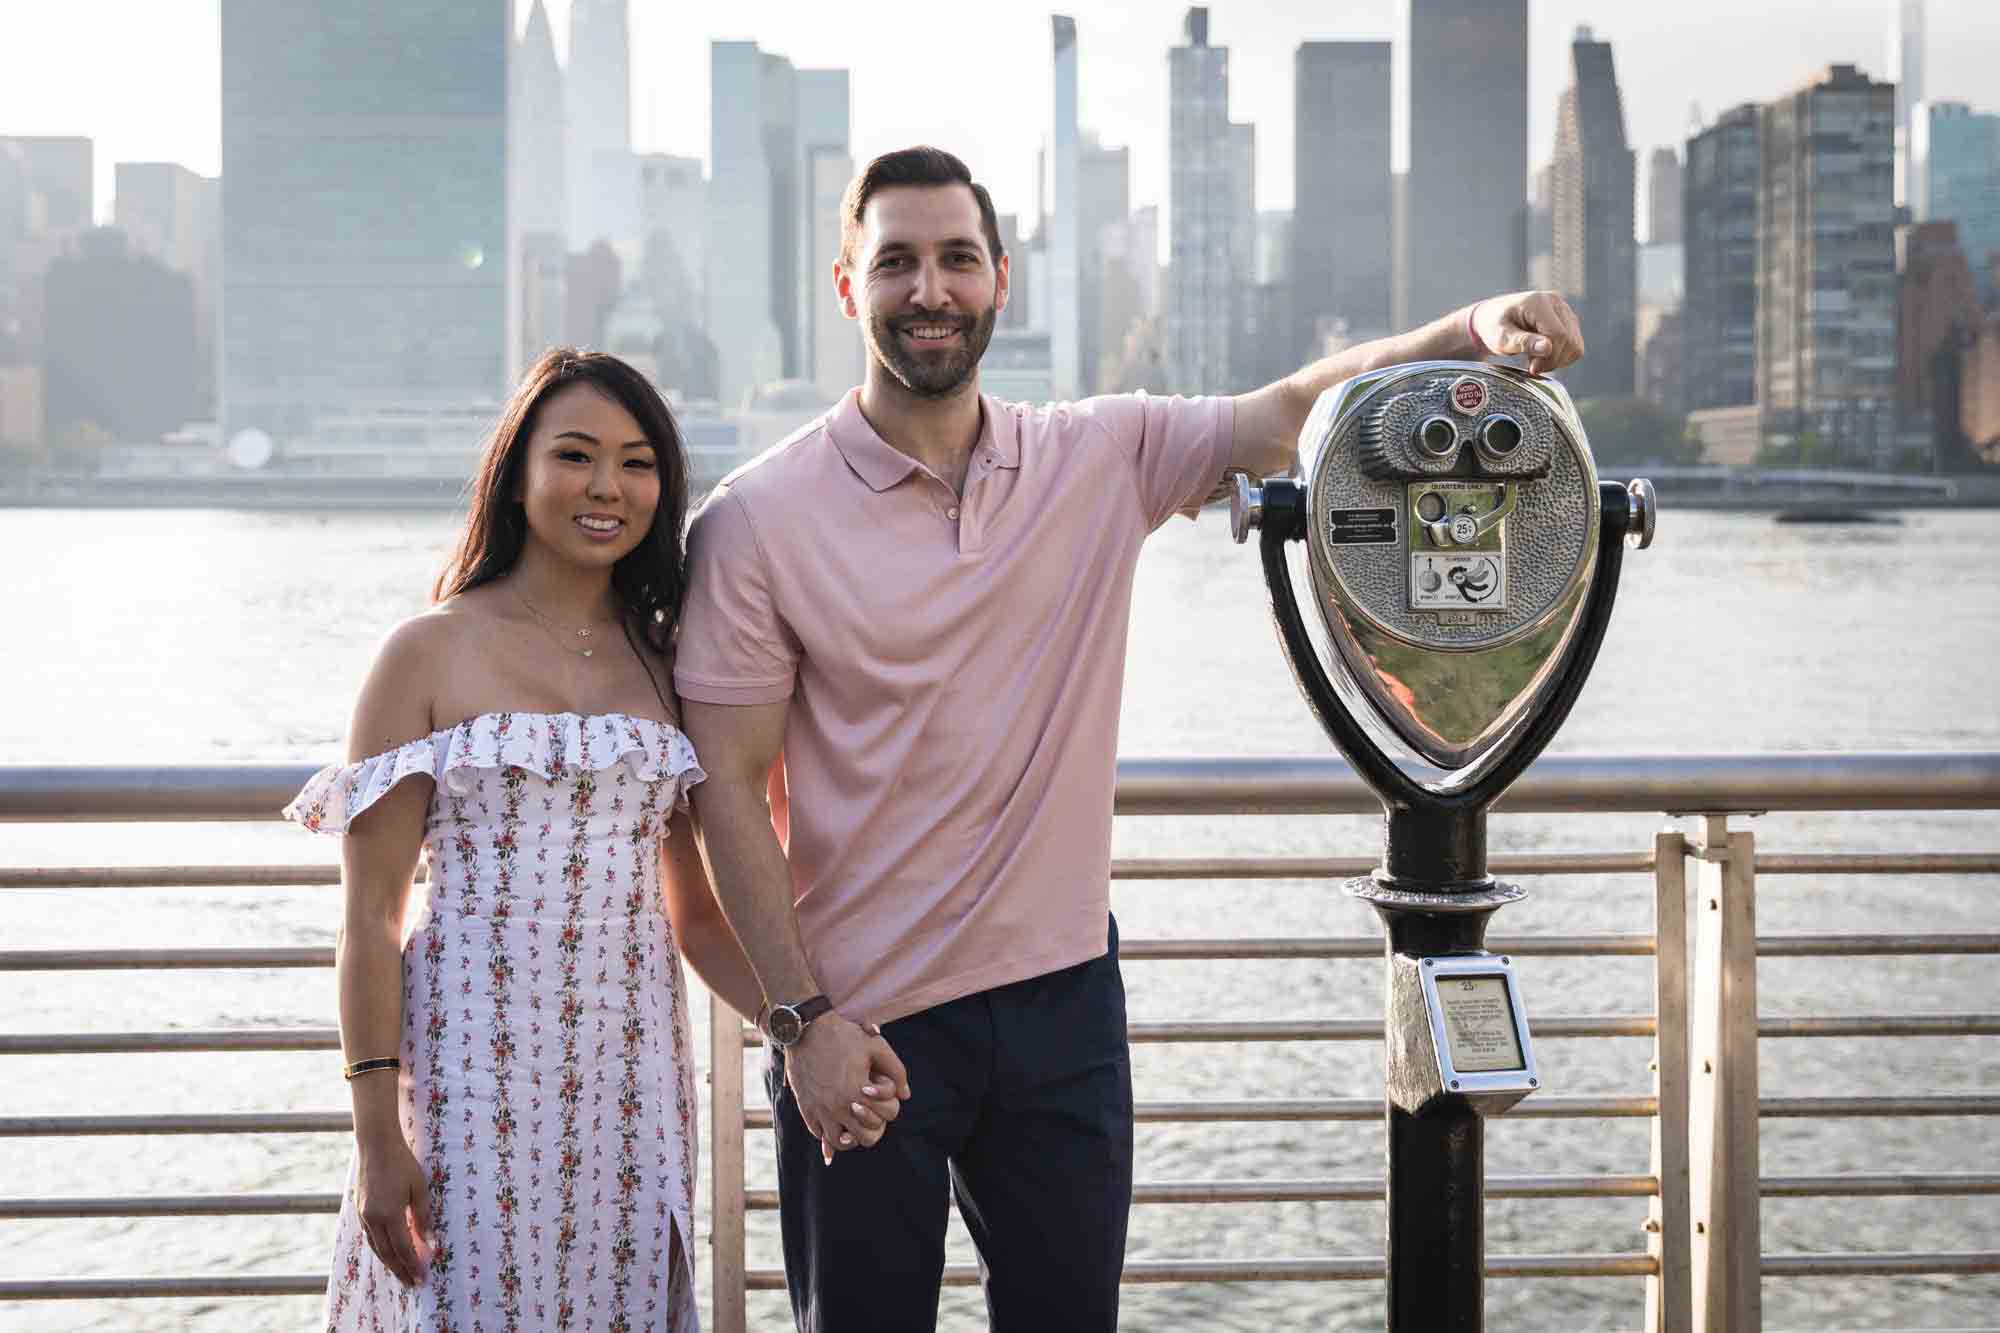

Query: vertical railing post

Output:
[1647, 830, 1692, 1333]
[1688, 817, 1760, 1333]
[708, 998, 748, 1333]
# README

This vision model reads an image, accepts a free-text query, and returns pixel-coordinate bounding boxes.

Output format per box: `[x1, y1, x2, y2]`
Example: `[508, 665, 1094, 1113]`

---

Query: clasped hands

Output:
[783, 1011, 912, 1165]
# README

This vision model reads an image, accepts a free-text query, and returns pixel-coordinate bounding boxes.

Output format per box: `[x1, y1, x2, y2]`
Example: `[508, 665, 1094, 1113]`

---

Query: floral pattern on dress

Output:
[287, 713, 705, 1333]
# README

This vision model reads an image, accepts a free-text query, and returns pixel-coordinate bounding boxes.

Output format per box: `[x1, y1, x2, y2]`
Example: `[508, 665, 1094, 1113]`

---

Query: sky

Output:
[2, 0, 1995, 239]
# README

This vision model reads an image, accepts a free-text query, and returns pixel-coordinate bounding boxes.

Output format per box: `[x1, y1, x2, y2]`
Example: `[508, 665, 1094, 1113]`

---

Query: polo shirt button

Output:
[946, 506, 960, 520]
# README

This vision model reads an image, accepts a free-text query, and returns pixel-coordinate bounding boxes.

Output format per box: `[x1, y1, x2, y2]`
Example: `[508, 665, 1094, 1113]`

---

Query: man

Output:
[676, 145, 1583, 1332]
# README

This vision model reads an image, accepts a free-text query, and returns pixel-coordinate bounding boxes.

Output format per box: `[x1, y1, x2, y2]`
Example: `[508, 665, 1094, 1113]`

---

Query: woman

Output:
[285, 349, 898, 1331]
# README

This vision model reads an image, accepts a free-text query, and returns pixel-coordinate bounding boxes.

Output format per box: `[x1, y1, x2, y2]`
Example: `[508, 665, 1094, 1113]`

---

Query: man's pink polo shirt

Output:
[674, 387, 1233, 1023]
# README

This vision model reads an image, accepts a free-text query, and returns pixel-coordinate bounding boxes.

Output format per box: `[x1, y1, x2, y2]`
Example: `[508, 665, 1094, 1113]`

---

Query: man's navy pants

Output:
[765, 917, 1133, 1333]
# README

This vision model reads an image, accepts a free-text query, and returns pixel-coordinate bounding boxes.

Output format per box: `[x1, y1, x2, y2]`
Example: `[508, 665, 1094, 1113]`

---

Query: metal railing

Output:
[2, 753, 1997, 1332]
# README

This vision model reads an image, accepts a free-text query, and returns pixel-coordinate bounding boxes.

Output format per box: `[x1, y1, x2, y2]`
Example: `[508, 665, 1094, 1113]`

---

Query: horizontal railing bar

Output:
[0, 1030, 339, 1055]
[0, 865, 343, 889]
[1110, 853, 1656, 879]
[1758, 933, 2000, 956]
[1760, 1251, 2000, 1277]
[0, 936, 1661, 972]
[0, 1193, 340, 1218]
[0, 948, 332, 971]
[1759, 1015, 2000, 1038]
[737, 1016, 1655, 1049]
[6, 753, 1996, 823]
[1117, 935, 1655, 961]
[0, 1112, 351, 1136]
[744, 1173, 1659, 1209]
[1760, 1096, 2000, 1117]
[0, 1275, 326, 1300]
[741, 1253, 1658, 1289]
[1754, 853, 2000, 875]
[741, 1096, 1658, 1130]
[1762, 1173, 2000, 1197]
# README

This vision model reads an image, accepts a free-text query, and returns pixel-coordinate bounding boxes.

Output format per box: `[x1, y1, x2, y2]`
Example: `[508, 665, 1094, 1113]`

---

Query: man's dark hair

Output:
[838, 146, 1006, 273]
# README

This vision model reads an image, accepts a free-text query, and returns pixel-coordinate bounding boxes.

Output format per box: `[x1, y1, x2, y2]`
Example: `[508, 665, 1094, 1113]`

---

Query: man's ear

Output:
[834, 260, 858, 321]
[993, 252, 1010, 316]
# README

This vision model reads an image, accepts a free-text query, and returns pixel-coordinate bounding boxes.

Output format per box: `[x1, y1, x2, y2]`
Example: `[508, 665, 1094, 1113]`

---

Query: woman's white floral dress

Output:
[286, 712, 707, 1333]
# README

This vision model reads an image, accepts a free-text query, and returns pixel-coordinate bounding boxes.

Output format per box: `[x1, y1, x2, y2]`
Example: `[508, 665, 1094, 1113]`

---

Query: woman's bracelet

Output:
[342, 1056, 402, 1081]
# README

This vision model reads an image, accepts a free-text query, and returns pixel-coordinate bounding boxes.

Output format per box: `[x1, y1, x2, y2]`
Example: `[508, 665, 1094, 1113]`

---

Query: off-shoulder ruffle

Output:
[282, 711, 706, 835]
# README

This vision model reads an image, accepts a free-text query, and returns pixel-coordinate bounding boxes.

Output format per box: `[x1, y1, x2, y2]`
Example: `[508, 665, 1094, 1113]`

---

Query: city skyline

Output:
[6, 0, 1997, 242]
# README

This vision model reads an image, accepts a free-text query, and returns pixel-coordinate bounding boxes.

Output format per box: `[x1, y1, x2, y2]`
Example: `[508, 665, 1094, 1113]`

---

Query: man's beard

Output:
[863, 304, 998, 399]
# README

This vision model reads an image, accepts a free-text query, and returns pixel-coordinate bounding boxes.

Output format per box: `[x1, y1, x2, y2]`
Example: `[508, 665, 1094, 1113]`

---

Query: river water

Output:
[2, 506, 1996, 1330]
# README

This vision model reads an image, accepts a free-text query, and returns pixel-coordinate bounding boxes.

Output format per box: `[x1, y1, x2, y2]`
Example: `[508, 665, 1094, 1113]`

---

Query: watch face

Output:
[768, 1006, 802, 1046]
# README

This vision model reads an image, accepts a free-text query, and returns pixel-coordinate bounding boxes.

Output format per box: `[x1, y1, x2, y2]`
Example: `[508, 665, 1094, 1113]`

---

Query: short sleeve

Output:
[674, 486, 800, 706]
[1077, 391, 1235, 531]
[282, 734, 438, 835]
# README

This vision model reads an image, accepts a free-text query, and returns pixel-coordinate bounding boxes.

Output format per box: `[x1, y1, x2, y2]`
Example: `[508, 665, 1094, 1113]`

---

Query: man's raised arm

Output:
[681, 698, 910, 1160]
[1229, 290, 1587, 480]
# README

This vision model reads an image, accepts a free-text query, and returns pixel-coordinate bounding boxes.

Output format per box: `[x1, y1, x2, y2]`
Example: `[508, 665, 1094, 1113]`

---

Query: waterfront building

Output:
[113, 162, 218, 416]
[1049, 16, 1081, 400]
[1889, 0, 1926, 205]
[1648, 147, 1682, 246]
[0, 137, 94, 369]
[1549, 27, 1636, 400]
[1683, 104, 1760, 413]
[1910, 101, 2000, 304]
[219, 0, 510, 454]
[1167, 7, 1236, 394]
[565, 0, 637, 251]
[808, 147, 862, 401]
[1079, 136, 1130, 398]
[794, 69, 851, 387]
[982, 329, 1054, 402]
[512, 0, 567, 246]
[1896, 221, 1981, 442]
[705, 42, 849, 409]
[1756, 66, 1897, 464]
[1405, 0, 1527, 323]
[1293, 41, 1391, 352]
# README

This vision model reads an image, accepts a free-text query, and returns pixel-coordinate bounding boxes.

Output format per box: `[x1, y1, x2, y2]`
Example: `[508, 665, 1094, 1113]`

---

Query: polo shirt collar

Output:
[824, 388, 1020, 491]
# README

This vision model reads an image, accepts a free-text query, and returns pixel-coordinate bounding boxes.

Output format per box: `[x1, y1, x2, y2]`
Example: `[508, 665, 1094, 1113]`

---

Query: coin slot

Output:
[1416, 492, 1446, 522]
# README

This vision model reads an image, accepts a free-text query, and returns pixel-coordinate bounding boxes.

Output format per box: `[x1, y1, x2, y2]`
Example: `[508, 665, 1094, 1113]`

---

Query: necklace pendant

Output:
[578, 628, 592, 638]
[582, 648, 594, 658]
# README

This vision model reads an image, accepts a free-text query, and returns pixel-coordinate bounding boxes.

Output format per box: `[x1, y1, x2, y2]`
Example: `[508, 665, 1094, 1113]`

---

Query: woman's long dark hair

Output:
[433, 348, 691, 651]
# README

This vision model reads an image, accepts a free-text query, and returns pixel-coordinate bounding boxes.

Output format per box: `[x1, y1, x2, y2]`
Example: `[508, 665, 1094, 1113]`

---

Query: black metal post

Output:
[1257, 480, 1637, 1332]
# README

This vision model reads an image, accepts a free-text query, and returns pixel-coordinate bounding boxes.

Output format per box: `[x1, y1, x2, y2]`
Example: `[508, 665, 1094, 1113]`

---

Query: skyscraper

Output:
[1549, 27, 1636, 399]
[1889, 0, 1926, 205]
[219, 0, 509, 449]
[1405, 0, 1528, 324]
[1911, 102, 2000, 304]
[1079, 137, 1131, 394]
[795, 69, 851, 384]
[1648, 147, 1682, 246]
[707, 44, 781, 409]
[1167, 7, 1235, 393]
[1758, 66, 1898, 463]
[1684, 104, 1760, 412]
[1293, 41, 1392, 352]
[1050, 16, 1081, 400]
[706, 43, 849, 407]
[512, 0, 566, 244]
[565, 0, 636, 249]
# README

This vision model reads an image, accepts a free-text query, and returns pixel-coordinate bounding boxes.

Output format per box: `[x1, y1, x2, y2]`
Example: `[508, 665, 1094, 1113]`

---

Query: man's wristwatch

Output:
[764, 994, 833, 1049]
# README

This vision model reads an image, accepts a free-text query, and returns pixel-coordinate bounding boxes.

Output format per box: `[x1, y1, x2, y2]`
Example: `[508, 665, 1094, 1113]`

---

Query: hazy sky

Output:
[3, 0, 1995, 237]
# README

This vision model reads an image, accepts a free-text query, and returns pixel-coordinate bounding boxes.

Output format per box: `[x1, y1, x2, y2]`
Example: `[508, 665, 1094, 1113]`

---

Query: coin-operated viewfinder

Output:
[1230, 361, 1654, 1332]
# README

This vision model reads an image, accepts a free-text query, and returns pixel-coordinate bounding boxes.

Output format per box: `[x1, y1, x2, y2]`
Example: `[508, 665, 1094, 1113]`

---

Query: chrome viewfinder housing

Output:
[1288, 362, 1601, 774]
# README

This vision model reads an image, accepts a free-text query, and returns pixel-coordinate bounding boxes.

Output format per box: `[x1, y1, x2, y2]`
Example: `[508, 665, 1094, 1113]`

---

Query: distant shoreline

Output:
[4, 471, 1998, 512]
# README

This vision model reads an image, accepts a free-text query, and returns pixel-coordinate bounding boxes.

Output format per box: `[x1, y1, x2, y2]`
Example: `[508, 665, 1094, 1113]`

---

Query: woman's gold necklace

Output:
[512, 583, 615, 659]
